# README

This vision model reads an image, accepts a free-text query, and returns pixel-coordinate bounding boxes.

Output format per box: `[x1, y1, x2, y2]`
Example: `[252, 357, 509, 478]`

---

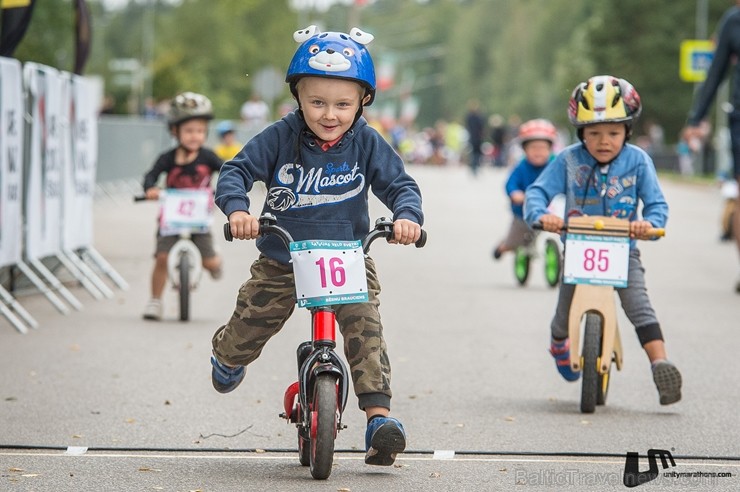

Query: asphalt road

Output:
[2, 164, 739, 491]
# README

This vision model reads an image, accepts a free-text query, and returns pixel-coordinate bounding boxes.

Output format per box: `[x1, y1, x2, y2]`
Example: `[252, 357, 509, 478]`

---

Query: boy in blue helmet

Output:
[525, 75, 682, 406]
[210, 26, 423, 466]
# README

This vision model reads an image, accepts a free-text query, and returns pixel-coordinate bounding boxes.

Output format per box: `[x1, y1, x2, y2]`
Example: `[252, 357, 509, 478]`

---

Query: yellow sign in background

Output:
[680, 39, 715, 82]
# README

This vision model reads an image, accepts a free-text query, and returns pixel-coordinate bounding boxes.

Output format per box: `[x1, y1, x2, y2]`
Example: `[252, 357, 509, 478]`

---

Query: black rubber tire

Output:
[298, 427, 310, 466]
[514, 248, 530, 286]
[544, 238, 562, 288]
[309, 374, 338, 480]
[581, 314, 602, 413]
[178, 254, 190, 322]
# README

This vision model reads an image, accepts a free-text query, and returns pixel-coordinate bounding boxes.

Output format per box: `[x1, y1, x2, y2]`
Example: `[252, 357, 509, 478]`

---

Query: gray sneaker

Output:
[652, 360, 682, 405]
[143, 299, 163, 321]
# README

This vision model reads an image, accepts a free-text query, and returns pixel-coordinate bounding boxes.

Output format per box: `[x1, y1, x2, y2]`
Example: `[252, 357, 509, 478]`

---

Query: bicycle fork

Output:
[281, 307, 350, 433]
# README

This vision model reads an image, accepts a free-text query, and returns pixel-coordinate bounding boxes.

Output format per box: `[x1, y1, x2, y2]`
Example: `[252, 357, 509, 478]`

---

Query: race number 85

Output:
[583, 248, 609, 272]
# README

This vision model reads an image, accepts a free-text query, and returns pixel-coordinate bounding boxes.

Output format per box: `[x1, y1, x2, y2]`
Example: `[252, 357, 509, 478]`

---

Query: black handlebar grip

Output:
[531, 222, 544, 231]
[133, 195, 147, 202]
[415, 229, 427, 248]
[223, 223, 233, 242]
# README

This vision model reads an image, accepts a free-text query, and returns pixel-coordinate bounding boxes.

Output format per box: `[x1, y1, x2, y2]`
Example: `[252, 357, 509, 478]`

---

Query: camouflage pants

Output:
[212, 255, 392, 410]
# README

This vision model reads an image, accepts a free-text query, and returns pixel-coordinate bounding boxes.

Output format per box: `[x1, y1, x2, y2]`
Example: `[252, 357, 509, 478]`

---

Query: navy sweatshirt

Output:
[215, 110, 424, 264]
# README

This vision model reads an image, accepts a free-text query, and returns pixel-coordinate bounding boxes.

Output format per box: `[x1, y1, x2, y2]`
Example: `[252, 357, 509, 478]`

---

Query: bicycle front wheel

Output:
[178, 253, 190, 321]
[310, 373, 338, 480]
[580, 314, 602, 413]
[514, 247, 530, 286]
[544, 238, 562, 288]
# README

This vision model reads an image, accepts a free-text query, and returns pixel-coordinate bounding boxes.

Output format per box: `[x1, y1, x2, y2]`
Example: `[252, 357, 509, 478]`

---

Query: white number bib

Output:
[290, 240, 368, 308]
[160, 189, 213, 236]
[563, 233, 630, 287]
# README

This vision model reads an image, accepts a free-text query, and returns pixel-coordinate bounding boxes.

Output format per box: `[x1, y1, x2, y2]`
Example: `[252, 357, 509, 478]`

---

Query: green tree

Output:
[11, 0, 737, 148]
[13, 1, 77, 71]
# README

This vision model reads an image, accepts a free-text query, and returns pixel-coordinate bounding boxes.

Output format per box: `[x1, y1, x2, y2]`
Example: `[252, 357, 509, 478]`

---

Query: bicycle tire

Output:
[544, 238, 562, 288]
[581, 313, 602, 413]
[310, 373, 338, 480]
[298, 426, 310, 466]
[178, 253, 190, 321]
[514, 247, 530, 286]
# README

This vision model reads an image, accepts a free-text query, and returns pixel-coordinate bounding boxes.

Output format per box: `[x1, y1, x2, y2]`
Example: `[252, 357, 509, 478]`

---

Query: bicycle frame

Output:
[135, 190, 211, 321]
[565, 216, 626, 376]
[567, 284, 624, 375]
[166, 232, 203, 289]
[225, 213, 426, 478]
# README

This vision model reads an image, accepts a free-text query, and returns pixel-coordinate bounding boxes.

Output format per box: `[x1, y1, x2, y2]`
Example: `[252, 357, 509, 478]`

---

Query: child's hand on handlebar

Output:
[390, 219, 421, 245]
[145, 187, 160, 200]
[539, 213, 564, 233]
[629, 220, 655, 240]
[509, 190, 525, 205]
[228, 211, 260, 240]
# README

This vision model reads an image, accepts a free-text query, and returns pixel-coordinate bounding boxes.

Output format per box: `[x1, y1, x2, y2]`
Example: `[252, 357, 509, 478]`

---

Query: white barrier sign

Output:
[0, 57, 24, 267]
[63, 74, 99, 250]
[24, 63, 65, 260]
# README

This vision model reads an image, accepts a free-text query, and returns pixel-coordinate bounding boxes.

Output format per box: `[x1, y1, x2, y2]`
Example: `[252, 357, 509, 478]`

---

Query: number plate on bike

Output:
[160, 189, 213, 236]
[563, 233, 629, 287]
[290, 240, 368, 308]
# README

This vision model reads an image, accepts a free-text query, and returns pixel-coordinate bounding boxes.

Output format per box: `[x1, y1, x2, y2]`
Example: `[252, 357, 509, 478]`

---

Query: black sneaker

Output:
[211, 356, 245, 393]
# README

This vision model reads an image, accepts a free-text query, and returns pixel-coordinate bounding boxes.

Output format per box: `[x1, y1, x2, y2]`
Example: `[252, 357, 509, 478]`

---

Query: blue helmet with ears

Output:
[286, 25, 377, 106]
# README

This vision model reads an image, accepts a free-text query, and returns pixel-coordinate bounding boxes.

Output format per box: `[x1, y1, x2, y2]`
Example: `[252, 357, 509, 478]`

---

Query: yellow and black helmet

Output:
[568, 75, 641, 127]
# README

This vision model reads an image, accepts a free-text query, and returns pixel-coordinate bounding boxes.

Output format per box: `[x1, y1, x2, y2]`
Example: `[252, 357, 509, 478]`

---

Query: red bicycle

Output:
[224, 213, 426, 479]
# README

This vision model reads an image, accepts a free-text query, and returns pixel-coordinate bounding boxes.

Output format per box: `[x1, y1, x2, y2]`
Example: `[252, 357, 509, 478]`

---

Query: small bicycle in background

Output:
[546, 215, 664, 413]
[224, 213, 426, 480]
[135, 188, 214, 321]
[513, 231, 562, 288]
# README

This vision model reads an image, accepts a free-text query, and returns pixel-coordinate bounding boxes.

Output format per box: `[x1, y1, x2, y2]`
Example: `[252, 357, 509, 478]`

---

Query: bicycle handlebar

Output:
[133, 195, 148, 202]
[223, 213, 427, 253]
[532, 221, 665, 238]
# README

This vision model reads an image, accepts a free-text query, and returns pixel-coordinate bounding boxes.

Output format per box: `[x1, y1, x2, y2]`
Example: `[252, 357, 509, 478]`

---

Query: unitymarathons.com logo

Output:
[623, 449, 676, 487]
[623, 449, 733, 488]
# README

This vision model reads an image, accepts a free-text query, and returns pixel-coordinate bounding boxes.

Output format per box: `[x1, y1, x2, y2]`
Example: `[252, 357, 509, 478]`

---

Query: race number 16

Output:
[315, 257, 346, 288]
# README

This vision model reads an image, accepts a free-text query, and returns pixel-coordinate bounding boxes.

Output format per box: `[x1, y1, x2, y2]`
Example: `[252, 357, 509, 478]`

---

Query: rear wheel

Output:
[514, 247, 530, 286]
[544, 238, 562, 287]
[580, 314, 602, 413]
[309, 374, 338, 480]
[178, 253, 190, 321]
